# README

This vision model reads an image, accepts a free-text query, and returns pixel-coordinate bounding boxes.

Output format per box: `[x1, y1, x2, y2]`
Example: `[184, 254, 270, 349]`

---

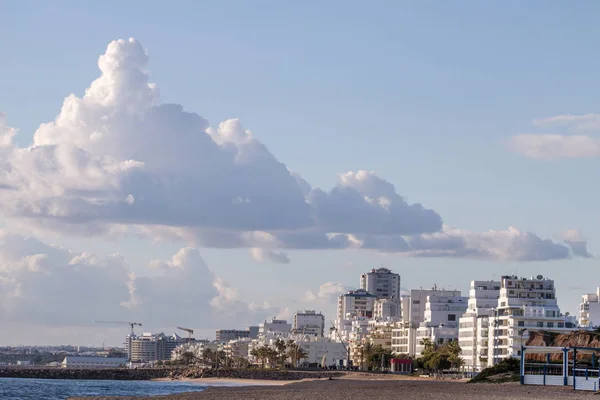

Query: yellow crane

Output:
[176, 326, 194, 342]
[96, 320, 142, 336]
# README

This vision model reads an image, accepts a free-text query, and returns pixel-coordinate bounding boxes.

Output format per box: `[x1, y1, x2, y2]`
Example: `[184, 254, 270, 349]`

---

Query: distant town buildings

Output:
[96, 267, 597, 371]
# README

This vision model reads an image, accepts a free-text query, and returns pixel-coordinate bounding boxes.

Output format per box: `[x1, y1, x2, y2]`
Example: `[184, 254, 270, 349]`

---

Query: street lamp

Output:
[519, 328, 528, 354]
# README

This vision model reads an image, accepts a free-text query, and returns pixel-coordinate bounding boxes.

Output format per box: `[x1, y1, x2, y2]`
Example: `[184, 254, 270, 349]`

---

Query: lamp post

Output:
[519, 328, 528, 354]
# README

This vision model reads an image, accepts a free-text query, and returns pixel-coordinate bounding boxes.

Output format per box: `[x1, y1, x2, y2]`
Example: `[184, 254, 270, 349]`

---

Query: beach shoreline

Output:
[68, 378, 598, 400]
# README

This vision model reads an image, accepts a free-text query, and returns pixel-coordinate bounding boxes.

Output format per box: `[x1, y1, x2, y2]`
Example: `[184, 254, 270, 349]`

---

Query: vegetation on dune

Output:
[468, 358, 520, 383]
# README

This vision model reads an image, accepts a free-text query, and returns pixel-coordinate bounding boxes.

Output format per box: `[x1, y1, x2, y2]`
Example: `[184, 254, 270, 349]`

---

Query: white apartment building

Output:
[579, 288, 600, 328]
[360, 267, 401, 301]
[259, 318, 292, 337]
[128, 332, 186, 363]
[224, 338, 252, 359]
[337, 289, 377, 320]
[391, 288, 461, 357]
[374, 298, 401, 320]
[292, 310, 325, 337]
[414, 294, 468, 357]
[487, 275, 577, 367]
[458, 280, 501, 372]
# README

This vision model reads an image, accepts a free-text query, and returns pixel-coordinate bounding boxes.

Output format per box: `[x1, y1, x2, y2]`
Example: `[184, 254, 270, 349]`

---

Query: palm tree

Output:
[286, 341, 308, 367]
[362, 342, 375, 370]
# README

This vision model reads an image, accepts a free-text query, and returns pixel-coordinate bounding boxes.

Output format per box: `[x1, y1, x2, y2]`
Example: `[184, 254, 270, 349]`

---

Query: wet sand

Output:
[70, 378, 597, 400]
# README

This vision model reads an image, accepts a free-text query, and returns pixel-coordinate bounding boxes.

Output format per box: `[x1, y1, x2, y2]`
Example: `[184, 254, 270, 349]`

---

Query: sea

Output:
[0, 378, 207, 400]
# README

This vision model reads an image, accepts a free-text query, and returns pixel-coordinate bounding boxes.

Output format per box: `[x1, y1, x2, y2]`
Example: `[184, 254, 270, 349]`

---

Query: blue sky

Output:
[0, 1, 598, 344]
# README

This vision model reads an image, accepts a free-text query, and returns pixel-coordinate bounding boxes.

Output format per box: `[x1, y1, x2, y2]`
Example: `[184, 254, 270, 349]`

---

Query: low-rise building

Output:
[62, 356, 127, 368]
[259, 318, 292, 337]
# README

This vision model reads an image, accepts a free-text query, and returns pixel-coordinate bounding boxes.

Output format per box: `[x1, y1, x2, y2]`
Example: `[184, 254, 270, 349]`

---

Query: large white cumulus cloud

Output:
[0, 38, 590, 262]
[0, 230, 278, 332]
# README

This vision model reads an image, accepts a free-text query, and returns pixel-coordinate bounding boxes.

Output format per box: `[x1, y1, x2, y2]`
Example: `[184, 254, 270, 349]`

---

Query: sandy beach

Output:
[70, 377, 598, 400]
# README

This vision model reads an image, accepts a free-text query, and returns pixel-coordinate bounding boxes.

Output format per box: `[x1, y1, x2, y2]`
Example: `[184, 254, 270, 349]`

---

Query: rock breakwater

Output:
[0, 367, 174, 380]
[0, 367, 344, 381]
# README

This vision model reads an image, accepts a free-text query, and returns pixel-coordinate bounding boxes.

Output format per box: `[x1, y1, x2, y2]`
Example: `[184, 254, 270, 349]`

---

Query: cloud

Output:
[403, 225, 581, 261]
[250, 248, 290, 264]
[0, 113, 16, 147]
[511, 134, 600, 159]
[304, 282, 348, 302]
[0, 38, 590, 263]
[0, 230, 280, 343]
[0, 38, 441, 242]
[533, 114, 600, 132]
[561, 229, 594, 259]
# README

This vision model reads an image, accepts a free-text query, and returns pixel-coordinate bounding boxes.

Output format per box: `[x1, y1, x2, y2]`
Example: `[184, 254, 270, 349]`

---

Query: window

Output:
[448, 314, 456, 321]
[517, 321, 524, 327]
[547, 322, 554, 328]
[537, 321, 544, 328]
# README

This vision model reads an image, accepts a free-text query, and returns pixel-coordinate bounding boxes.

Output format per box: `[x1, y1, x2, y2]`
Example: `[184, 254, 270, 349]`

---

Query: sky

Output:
[0, 1, 598, 346]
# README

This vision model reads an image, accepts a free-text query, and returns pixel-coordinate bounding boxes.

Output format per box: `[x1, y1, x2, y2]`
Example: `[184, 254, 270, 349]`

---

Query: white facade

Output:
[458, 280, 500, 372]
[62, 356, 127, 368]
[216, 329, 250, 343]
[487, 275, 577, 367]
[360, 267, 401, 301]
[414, 294, 468, 357]
[259, 318, 291, 337]
[292, 310, 325, 337]
[128, 332, 186, 362]
[225, 338, 252, 359]
[374, 298, 401, 320]
[251, 332, 347, 367]
[579, 288, 600, 328]
[337, 289, 377, 320]
[391, 288, 461, 357]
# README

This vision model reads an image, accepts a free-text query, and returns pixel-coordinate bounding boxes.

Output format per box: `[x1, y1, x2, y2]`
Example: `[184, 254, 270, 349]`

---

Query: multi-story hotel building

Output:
[487, 275, 577, 367]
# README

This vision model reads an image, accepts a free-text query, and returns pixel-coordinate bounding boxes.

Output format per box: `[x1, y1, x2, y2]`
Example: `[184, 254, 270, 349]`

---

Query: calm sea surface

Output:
[0, 378, 206, 400]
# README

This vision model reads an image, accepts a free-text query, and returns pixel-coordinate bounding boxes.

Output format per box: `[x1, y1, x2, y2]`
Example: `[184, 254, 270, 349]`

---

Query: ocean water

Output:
[0, 378, 206, 400]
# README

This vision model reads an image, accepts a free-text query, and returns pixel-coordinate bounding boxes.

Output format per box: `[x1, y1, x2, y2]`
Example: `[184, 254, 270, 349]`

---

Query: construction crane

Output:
[330, 321, 350, 369]
[176, 326, 194, 342]
[96, 321, 142, 336]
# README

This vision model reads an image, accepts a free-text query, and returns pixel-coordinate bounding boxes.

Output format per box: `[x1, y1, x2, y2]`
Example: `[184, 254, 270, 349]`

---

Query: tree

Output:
[201, 348, 214, 366]
[286, 341, 308, 367]
[445, 340, 464, 370]
[360, 342, 375, 370]
[274, 339, 288, 366]
[180, 351, 196, 365]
